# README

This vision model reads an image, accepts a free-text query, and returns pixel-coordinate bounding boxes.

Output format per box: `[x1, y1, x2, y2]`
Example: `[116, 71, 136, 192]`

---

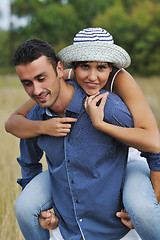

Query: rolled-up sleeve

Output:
[141, 152, 160, 171]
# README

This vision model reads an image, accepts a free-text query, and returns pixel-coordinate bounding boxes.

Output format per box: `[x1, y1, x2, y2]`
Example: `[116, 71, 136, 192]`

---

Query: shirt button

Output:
[75, 200, 79, 204]
[80, 219, 83, 222]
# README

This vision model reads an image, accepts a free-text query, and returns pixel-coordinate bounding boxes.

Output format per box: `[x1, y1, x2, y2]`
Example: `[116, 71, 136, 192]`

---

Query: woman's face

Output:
[75, 62, 112, 95]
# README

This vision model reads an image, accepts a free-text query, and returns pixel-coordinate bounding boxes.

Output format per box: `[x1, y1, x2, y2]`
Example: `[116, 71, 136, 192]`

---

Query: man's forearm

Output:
[150, 170, 160, 203]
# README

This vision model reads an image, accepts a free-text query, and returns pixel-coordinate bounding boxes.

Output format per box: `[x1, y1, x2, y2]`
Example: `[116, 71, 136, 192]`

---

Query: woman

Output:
[5, 28, 160, 240]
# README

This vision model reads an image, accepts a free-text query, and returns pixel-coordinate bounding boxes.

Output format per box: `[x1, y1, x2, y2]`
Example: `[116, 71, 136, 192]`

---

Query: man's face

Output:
[15, 56, 63, 109]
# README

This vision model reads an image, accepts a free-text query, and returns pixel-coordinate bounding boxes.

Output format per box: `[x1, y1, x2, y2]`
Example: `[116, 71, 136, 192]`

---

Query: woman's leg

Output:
[123, 160, 160, 240]
[15, 170, 53, 240]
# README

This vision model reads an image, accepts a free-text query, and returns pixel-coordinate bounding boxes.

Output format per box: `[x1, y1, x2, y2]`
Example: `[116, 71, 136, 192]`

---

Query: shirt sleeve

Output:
[17, 137, 43, 190]
[17, 105, 44, 189]
[141, 152, 160, 171]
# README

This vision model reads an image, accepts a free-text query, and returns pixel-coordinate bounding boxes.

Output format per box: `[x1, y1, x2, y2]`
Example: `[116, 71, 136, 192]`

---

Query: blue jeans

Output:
[15, 161, 160, 240]
[15, 170, 53, 240]
[123, 160, 160, 240]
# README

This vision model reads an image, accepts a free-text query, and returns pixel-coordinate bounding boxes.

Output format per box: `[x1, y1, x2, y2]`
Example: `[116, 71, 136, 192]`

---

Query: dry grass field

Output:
[0, 74, 159, 239]
[0, 85, 27, 240]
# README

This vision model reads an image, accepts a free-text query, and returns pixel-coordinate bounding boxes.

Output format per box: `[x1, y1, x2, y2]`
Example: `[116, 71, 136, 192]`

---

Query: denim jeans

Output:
[123, 160, 160, 240]
[15, 170, 53, 240]
[15, 161, 160, 240]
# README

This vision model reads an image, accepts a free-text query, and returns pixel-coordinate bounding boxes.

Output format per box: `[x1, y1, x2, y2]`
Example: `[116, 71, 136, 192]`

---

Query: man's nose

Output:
[33, 82, 42, 96]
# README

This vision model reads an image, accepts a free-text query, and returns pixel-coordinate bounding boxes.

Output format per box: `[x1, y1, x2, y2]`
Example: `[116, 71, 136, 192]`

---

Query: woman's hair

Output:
[13, 39, 59, 72]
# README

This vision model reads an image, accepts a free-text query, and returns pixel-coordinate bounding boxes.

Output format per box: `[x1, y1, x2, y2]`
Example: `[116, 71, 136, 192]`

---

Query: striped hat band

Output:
[73, 28, 114, 44]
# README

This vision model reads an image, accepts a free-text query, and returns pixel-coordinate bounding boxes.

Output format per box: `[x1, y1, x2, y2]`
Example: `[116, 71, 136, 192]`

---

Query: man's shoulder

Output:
[107, 92, 127, 108]
[100, 89, 126, 106]
[27, 104, 44, 120]
[100, 90, 133, 127]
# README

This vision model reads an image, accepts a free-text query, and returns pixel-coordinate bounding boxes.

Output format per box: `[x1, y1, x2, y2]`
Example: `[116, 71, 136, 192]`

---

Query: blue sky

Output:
[0, 0, 68, 30]
[0, 0, 27, 30]
[0, 0, 10, 29]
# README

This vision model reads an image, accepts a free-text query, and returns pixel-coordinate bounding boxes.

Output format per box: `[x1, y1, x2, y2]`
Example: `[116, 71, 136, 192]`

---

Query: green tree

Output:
[11, 1, 82, 51]
[92, 1, 160, 76]
[1, 0, 160, 75]
[69, 0, 114, 27]
[0, 31, 10, 66]
[130, 1, 160, 75]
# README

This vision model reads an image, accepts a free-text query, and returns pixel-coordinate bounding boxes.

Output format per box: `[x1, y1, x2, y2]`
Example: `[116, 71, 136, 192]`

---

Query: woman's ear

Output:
[109, 67, 113, 73]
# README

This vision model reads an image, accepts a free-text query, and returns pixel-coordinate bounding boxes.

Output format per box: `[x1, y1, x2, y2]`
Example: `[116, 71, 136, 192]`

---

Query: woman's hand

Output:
[84, 92, 109, 129]
[41, 117, 77, 137]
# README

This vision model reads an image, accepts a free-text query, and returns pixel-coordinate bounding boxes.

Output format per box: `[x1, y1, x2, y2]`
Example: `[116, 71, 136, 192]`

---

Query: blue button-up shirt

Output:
[17, 81, 160, 240]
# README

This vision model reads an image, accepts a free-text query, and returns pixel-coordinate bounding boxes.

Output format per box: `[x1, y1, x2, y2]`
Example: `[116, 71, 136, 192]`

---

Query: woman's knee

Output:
[14, 190, 38, 222]
[123, 161, 160, 219]
[15, 170, 53, 220]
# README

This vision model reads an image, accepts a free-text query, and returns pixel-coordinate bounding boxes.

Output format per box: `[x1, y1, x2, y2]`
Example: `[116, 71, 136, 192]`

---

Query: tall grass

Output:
[136, 77, 160, 128]
[0, 86, 28, 240]
[0, 75, 159, 239]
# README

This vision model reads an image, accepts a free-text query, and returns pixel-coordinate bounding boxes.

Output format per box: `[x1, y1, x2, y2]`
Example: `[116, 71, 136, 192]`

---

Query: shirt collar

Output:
[66, 81, 87, 114]
[39, 81, 87, 117]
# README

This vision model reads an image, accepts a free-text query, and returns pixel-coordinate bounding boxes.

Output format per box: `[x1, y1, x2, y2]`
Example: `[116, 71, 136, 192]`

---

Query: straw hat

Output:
[57, 28, 131, 69]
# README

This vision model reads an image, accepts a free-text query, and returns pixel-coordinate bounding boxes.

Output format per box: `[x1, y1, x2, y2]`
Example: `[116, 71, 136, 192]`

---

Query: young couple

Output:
[5, 28, 160, 240]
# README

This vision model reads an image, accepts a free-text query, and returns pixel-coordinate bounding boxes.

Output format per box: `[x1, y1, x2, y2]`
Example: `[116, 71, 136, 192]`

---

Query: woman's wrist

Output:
[37, 120, 46, 135]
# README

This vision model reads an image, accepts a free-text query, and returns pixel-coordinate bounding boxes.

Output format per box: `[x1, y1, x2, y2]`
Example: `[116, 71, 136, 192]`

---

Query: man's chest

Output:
[37, 112, 126, 170]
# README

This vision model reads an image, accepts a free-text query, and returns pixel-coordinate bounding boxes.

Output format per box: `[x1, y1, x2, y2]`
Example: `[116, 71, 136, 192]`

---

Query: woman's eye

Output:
[80, 64, 88, 69]
[98, 65, 106, 70]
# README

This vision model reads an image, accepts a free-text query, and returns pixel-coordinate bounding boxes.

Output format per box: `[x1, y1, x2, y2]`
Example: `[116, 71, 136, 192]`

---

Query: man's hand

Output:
[116, 209, 134, 229]
[39, 210, 59, 230]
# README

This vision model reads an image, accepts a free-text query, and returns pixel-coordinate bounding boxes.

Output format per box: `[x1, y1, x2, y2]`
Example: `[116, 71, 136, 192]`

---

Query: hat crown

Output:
[73, 28, 114, 44]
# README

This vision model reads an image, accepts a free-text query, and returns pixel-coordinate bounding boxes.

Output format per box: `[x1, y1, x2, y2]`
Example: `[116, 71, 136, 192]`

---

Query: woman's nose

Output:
[88, 71, 97, 81]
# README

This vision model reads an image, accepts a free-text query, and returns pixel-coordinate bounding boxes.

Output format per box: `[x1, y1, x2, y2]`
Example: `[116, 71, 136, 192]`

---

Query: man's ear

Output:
[57, 61, 64, 78]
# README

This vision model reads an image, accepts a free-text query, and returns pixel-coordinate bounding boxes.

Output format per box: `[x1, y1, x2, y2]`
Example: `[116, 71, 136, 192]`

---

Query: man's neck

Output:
[49, 79, 74, 116]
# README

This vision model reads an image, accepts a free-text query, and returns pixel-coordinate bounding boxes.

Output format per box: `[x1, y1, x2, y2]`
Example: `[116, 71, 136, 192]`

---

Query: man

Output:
[13, 38, 159, 240]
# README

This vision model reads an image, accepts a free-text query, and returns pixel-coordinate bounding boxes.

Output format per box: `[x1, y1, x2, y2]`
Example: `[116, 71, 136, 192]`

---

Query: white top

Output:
[68, 69, 72, 79]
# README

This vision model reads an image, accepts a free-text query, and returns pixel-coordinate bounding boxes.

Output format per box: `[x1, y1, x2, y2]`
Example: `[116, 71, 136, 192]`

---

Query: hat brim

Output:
[57, 42, 131, 69]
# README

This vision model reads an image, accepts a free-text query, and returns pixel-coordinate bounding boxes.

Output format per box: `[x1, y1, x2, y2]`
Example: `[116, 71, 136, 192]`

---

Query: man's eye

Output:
[23, 82, 32, 87]
[38, 77, 45, 82]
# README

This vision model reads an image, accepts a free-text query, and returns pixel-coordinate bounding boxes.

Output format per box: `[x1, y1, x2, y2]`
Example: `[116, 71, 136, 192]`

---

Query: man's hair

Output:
[13, 38, 59, 72]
